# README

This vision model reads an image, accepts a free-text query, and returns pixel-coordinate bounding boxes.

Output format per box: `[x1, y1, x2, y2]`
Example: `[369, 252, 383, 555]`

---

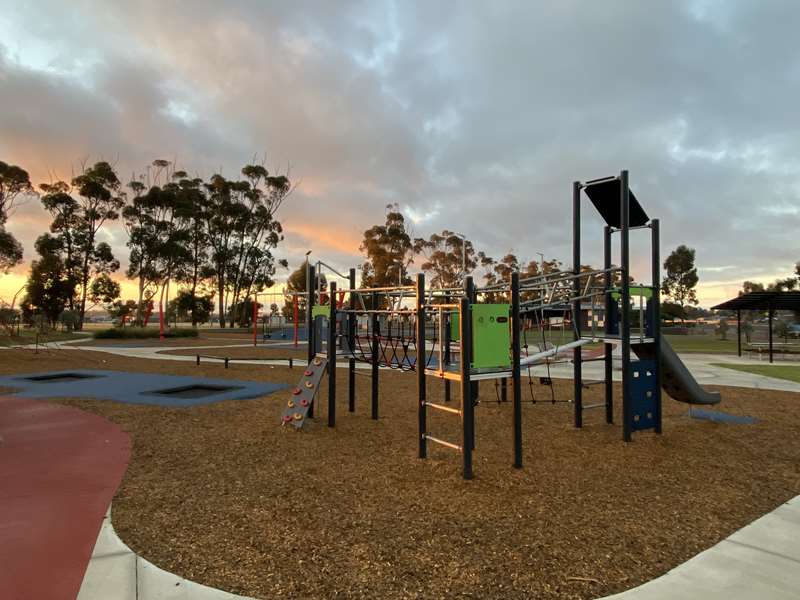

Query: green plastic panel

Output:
[312, 305, 329, 320]
[471, 304, 511, 369]
[450, 312, 460, 342]
[611, 285, 653, 300]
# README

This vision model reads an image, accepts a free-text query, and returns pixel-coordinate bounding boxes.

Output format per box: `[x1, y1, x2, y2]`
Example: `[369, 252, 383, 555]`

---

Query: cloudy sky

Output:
[1, 0, 798, 306]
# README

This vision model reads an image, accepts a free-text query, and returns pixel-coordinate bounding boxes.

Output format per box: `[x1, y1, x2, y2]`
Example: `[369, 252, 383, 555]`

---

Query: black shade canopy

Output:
[583, 177, 649, 227]
[712, 291, 800, 311]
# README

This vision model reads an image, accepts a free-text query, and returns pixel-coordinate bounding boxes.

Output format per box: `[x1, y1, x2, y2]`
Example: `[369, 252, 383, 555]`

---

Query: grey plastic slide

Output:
[633, 338, 721, 405]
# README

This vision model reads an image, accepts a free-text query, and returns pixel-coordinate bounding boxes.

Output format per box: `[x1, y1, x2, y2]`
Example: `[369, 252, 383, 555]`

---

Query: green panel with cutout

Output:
[312, 305, 329, 320]
[471, 304, 511, 369]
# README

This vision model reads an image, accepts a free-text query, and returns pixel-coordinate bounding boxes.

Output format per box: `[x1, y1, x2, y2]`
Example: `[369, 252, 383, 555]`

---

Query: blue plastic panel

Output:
[629, 359, 657, 432]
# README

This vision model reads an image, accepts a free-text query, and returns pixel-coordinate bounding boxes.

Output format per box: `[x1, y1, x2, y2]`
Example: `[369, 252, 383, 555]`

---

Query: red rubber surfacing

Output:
[0, 396, 130, 600]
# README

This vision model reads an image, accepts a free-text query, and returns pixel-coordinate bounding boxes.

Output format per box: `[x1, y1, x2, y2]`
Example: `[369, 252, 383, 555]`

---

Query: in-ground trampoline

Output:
[0, 369, 287, 407]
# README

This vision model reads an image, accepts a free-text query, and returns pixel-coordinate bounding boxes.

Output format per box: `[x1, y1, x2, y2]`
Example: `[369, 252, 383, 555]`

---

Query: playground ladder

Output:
[421, 394, 465, 453]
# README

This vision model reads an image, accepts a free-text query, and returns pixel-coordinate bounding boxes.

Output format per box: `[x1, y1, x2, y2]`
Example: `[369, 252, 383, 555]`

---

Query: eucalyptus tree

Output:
[37, 161, 123, 328]
[413, 230, 478, 289]
[205, 164, 292, 327]
[0, 160, 34, 271]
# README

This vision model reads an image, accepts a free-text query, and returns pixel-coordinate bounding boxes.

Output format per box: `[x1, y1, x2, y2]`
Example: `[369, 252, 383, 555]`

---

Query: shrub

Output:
[93, 327, 199, 340]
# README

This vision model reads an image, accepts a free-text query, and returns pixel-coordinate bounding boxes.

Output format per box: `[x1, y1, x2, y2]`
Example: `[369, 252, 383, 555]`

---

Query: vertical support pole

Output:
[465, 276, 478, 406]
[620, 170, 632, 442]
[573, 180, 583, 428]
[293, 293, 299, 347]
[603, 225, 614, 424]
[501, 378, 507, 402]
[327, 281, 336, 427]
[444, 292, 451, 403]
[768, 303, 774, 364]
[511, 272, 522, 469]
[737, 309, 742, 357]
[252, 293, 258, 347]
[417, 273, 427, 459]
[306, 264, 316, 419]
[371, 293, 379, 420]
[460, 296, 474, 480]
[651, 218, 662, 434]
[196, 354, 200, 366]
[348, 269, 356, 413]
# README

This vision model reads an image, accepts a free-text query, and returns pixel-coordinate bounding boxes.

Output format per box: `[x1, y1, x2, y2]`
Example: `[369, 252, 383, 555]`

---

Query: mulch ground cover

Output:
[2, 348, 799, 599]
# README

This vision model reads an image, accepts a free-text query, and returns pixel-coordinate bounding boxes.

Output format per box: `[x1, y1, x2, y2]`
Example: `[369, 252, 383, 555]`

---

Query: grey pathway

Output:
[601, 495, 800, 599]
[78, 507, 255, 600]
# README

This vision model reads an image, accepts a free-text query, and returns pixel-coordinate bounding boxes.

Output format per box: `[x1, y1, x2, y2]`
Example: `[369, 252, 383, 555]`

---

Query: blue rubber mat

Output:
[687, 408, 758, 425]
[0, 369, 287, 407]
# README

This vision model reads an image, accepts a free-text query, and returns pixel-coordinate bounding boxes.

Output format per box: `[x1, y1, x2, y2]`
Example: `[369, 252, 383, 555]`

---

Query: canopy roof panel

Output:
[583, 177, 649, 228]
[712, 291, 800, 311]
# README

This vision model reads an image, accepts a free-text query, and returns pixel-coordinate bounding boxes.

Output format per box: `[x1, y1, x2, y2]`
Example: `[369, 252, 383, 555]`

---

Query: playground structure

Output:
[280, 170, 722, 479]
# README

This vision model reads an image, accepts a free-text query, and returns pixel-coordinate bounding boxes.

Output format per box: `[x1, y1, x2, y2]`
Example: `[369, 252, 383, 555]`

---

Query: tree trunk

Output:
[217, 275, 226, 328]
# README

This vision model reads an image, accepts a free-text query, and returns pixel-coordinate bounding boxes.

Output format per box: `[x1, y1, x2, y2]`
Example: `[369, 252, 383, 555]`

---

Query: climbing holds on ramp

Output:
[280, 357, 328, 429]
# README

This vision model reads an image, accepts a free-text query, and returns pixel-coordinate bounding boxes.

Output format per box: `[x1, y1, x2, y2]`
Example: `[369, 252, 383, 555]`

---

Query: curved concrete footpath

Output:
[78, 507, 255, 600]
[602, 495, 800, 599]
[47, 338, 800, 394]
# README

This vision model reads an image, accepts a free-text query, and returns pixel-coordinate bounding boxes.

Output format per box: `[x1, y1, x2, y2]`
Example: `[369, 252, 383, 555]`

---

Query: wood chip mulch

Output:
[2, 348, 799, 599]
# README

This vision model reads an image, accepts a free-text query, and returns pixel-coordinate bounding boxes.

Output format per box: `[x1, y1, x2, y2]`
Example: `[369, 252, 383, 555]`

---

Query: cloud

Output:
[1, 0, 800, 306]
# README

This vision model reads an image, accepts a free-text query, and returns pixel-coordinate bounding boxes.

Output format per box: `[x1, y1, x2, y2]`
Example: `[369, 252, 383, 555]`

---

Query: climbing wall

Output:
[280, 357, 328, 429]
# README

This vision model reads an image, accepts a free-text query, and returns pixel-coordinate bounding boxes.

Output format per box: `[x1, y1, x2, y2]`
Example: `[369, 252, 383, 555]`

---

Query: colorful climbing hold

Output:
[293, 412, 303, 420]
[282, 415, 292, 423]
[287, 400, 295, 408]
[292, 388, 301, 395]
[304, 370, 313, 376]
[300, 399, 309, 407]
[305, 381, 314, 388]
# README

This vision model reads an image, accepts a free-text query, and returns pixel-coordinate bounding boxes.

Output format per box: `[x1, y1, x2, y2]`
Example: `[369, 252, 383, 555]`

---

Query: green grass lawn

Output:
[0, 329, 87, 347]
[663, 334, 739, 354]
[711, 363, 800, 384]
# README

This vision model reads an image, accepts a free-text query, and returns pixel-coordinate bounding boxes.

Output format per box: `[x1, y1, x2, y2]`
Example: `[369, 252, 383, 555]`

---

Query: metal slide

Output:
[633, 338, 721, 405]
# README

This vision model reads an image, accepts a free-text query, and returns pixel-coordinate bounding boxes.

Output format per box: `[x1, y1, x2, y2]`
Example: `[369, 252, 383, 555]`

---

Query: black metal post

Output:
[306, 264, 316, 419]
[465, 276, 478, 406]
[651, 218, 662, 434]
[444, 292, 451, 403]
[417, 273, 427, 459]
[620, 170, 632, 442]
[573, 180, 583, 428]
[768, 303, 774, 364]
[371, 293, 380, 419]
[603, 225, 614, 424]
[511, 272, 522, 469]
[501, 378, 507, 402]
[460, 296, 474, 480]
[327, 282, 337, 427]
[737, 309, 742, 357]
[348, 268, 356, 412]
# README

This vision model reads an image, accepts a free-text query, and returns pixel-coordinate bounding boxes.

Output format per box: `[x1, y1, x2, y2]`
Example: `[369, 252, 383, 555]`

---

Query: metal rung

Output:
[581, 380, 605, 387]
[424, 434, 462, 452]
[424, 402, 461, 415]
[583, 403, 606, 410]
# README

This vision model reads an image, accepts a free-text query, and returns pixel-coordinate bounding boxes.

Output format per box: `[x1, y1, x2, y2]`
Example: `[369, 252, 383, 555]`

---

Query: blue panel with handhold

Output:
[629, 359, 658, 431]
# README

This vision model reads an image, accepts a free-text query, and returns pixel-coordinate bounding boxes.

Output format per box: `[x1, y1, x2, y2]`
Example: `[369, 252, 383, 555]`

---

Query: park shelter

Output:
[711, 291, 800, 363]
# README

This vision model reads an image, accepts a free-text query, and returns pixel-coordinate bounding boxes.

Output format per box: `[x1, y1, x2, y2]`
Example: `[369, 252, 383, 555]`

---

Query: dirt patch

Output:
[2, 348, 799, 599]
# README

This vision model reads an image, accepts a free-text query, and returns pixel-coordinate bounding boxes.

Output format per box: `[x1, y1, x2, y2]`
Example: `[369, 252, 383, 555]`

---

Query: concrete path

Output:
[78, 507, 255, 600]
[602, 495, 800, 599]
[47, 339, 800, 393]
